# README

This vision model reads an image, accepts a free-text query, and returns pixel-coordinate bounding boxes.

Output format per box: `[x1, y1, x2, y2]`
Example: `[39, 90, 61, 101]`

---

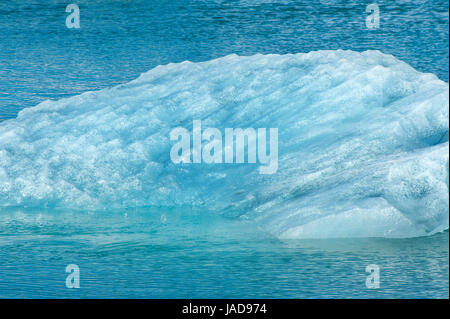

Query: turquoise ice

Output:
[0, 50, 448, 238]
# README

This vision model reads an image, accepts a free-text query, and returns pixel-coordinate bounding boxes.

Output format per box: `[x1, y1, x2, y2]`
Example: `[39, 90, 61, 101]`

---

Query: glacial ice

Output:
[0, 50, 448, 238]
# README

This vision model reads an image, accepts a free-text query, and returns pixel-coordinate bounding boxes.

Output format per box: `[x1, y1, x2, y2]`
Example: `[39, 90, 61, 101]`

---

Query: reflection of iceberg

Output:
[0, 50, 448, 238]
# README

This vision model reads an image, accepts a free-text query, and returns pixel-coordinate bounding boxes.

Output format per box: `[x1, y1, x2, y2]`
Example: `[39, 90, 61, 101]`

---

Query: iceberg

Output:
[0, 50, 448, 238]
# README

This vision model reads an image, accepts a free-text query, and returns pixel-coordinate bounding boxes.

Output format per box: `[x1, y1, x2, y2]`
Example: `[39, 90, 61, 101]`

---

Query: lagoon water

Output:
[0, 208, 448, 298]
[0, 0, 448, 298]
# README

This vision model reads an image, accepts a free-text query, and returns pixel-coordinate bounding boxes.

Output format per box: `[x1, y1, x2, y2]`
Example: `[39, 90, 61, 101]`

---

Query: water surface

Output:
[0, 208, 448, 298]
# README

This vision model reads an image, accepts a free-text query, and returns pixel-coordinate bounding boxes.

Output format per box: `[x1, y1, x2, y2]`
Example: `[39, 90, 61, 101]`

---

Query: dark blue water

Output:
[0, 0, 448, 298]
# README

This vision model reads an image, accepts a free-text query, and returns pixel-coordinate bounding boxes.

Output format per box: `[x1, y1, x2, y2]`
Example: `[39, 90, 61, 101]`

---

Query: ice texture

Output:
[0, 50, 448, 238]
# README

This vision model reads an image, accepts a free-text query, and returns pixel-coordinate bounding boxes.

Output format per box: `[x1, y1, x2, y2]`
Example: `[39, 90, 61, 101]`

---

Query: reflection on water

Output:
[0, 208, 448, 298]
